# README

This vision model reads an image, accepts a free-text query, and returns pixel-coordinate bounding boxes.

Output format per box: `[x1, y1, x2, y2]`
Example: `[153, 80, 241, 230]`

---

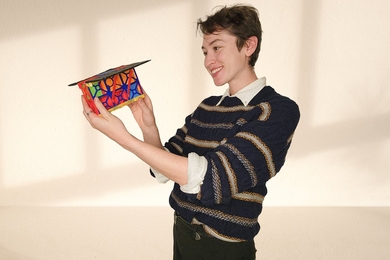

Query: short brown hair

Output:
[197, 4, 262, 67]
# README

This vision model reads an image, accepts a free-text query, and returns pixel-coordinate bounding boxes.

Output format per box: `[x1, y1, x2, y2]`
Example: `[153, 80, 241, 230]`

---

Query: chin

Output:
[213, 79, 226, 87]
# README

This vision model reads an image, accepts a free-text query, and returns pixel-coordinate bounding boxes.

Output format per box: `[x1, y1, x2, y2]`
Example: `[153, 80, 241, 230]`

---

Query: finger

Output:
[81, 95, 90, 111]
[129, 98, 139, 108]
[142, 92, 152, 106]
[81, 95, 93, 120]
[139, 94, 154, 112]
[137, 97, 150, 113]
[93, 97, 110, 118]
[139, 99, 156, 123]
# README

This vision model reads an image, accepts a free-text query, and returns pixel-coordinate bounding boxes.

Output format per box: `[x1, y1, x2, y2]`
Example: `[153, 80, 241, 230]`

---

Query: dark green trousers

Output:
[173, 213, 256, 260]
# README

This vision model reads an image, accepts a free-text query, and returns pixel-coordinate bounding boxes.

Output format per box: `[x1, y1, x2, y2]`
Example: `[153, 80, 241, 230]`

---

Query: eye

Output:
[213, 46, 221, 51]
[203, 51, 208, 56]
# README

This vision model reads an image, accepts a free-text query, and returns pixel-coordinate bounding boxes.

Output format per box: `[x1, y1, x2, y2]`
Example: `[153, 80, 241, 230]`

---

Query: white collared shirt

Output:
[152, 77, 267, 193]
[216, 77, 266, 106]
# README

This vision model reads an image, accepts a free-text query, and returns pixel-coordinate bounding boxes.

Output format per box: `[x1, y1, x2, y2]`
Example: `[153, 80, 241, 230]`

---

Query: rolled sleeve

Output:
[180, 152, 207, 194]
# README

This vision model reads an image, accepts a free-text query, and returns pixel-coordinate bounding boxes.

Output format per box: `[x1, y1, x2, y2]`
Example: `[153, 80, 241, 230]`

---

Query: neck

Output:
[228, 68, 258, 95]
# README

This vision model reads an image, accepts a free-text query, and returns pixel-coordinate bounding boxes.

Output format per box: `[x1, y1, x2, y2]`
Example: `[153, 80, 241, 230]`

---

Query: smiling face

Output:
[201, 30, 257, 94]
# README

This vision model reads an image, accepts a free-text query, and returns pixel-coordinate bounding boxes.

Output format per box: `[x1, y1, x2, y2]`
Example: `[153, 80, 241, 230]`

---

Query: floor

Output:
[0, 207, 389, 259]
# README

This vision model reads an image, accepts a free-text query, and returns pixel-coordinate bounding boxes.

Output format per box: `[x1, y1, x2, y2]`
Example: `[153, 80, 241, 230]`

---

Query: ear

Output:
[245, 36, 258, 56]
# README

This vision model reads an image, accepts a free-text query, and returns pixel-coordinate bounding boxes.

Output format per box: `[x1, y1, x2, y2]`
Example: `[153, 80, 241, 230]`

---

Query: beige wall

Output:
[1, 0, 389, 207]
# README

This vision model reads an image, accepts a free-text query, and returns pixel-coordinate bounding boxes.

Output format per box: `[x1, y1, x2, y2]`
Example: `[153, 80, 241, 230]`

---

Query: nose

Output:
[204, 52, 215, 69]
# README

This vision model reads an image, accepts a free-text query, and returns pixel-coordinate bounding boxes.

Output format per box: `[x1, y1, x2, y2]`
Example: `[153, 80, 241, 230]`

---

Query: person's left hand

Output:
[81, 96, 131, 144]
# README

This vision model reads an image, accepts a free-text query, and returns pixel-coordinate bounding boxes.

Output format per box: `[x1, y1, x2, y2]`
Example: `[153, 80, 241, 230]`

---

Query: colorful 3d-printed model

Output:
[69, 60, 150, 114]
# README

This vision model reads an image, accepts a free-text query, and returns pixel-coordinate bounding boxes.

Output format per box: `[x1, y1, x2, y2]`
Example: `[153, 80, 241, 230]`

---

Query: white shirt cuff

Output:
[180, 153, 207, 194]
[150, 148, 170, 183]
[151, 168, 170, 183]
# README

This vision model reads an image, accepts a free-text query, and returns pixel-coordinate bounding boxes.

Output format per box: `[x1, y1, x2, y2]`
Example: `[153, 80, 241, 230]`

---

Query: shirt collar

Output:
[216, 77, 267, 106]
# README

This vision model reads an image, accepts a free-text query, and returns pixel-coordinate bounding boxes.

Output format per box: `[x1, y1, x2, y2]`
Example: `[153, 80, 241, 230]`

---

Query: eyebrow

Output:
[201, 39, 224, 50]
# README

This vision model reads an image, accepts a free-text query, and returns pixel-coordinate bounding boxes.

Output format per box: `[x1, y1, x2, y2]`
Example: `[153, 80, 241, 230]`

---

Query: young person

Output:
[82, 4, 300, 260]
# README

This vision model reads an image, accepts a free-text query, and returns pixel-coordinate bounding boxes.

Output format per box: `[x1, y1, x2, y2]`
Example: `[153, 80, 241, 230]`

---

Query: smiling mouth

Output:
[211, 66, 223, 75]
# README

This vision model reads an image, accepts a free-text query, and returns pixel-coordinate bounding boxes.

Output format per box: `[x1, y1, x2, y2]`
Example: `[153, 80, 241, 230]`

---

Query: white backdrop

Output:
[1, 0, 389, 207]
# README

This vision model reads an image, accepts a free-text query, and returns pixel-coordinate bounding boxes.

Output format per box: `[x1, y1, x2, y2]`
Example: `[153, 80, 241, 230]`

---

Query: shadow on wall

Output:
[0, 246, 35, 260]
[290, 0, 390, 178]
[0, 0, 188, 206]
[0, 161, 163, 206]
[1, 0, 389, 206]
[0, 0, 184, 40]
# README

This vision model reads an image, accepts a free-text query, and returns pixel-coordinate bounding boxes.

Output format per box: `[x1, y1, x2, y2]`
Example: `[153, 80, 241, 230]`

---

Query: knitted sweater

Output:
[165, 86, 300, 242]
